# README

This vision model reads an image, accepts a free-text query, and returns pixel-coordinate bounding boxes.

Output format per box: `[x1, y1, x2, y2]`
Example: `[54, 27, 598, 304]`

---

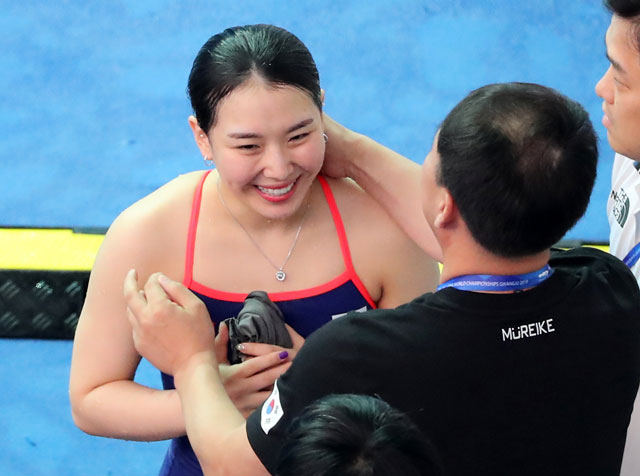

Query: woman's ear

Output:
[188, 115, 212, 158]
[320, 89, 325, 106]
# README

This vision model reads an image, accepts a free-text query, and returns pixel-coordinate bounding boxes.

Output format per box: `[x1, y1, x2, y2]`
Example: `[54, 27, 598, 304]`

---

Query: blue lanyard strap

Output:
[623, 242, 640, 268]
[437, 264, 554, 292]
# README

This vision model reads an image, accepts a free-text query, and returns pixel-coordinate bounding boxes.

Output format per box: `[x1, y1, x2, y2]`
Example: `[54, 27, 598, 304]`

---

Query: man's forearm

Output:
[124, 270, 270, 476]
[174, 352, 264, 475]
[338, 131, 442, 261]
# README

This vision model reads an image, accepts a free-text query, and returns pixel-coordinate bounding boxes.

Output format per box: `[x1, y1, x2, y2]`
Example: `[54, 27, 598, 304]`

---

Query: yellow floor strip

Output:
[0, 228, 104, 270]
[0, 228, 611, 272]
[586, 245, 610, 253]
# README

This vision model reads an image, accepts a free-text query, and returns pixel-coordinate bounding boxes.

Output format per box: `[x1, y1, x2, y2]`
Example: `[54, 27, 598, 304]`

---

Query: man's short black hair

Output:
[605, 0, 640, 51]
[437, 82, 598, 257]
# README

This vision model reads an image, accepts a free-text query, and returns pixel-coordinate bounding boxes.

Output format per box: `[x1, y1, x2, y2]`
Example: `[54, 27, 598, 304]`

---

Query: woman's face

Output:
[209, 77, 324, 221]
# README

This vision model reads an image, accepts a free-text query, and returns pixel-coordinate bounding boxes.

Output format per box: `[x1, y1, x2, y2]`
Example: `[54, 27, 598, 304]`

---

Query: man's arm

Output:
[124, 270, 273, 476]
[174, 351, 274, 475]
[322, 114, 442, 261]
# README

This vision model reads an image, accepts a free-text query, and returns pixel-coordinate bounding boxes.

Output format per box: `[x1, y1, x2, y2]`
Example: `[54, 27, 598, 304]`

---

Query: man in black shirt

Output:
[124, 82, 640, 476]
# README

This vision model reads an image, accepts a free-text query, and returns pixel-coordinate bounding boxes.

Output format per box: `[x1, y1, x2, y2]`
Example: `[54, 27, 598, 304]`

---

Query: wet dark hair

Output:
[605, 0, 640, 51]
[276, 394, 442, 476]
[436, 82, 598, 258]
[187, 24, 322, 133]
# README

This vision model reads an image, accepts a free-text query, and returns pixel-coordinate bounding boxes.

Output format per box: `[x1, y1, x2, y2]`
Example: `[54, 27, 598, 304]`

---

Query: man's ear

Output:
[434, 189, 457, 229]
[188, 115, 212, 158]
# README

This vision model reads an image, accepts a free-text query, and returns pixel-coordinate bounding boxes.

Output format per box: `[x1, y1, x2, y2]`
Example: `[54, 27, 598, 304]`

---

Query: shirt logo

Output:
[611, 188, 630, 228]
[331, 306, 368, 320]
[502, 318, 555, 341]
[261, 380, 284, 434]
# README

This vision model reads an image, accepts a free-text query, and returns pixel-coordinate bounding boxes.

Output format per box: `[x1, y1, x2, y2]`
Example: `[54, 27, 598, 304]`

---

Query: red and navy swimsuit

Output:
[159, 171, 376, 476]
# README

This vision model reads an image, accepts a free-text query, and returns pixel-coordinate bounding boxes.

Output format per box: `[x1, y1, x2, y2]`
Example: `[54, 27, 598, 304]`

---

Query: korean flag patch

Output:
[261, 380, 284, 434]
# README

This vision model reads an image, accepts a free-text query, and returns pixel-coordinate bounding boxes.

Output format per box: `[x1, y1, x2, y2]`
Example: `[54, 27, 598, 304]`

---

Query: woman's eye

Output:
[290, 133, 309, 142]
[238, 144, 258, 150]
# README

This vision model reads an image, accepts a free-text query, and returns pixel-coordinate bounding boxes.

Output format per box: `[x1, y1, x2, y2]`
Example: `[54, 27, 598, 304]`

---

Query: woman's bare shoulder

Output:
[322, 176, 439, 307]
[322, 176, 403, 232]
[116, 171, 206, 225]
[99, 171, 209, 267]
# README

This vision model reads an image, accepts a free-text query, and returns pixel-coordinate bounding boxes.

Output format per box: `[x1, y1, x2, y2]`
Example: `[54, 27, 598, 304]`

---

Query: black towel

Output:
[224, 290, 293, 364]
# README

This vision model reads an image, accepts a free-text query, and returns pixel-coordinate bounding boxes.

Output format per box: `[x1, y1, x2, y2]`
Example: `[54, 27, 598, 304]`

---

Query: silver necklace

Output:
[216, 178, 309, 282]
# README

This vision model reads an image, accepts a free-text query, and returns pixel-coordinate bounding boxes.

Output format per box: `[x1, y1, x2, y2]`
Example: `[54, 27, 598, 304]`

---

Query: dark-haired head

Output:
[436, 82, 598, 257]
[606, 0, 640, 17]
[276, 394, 442, 476]
[605, 0, 640, 51]
[188, 24, 322, 133]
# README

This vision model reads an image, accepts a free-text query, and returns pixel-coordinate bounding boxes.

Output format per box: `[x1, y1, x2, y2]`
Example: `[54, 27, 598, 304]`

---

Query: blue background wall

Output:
[1, 0, 614, 241]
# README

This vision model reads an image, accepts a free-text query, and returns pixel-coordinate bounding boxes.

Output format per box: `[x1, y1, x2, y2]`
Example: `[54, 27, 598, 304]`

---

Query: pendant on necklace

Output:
[275, 270, 286, 282]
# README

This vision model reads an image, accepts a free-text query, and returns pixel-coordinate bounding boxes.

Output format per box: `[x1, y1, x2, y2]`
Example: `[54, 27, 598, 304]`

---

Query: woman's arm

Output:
[322, 114, 443, 262]
[69, 203, 187, 440]
[69, 176, 295, 439]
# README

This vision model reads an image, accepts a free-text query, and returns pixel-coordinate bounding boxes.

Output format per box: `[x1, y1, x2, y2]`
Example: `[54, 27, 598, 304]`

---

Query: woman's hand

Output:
[212, 322, 304, 417]
[237, 324, 305, 361]
[213, 322, 297, 417]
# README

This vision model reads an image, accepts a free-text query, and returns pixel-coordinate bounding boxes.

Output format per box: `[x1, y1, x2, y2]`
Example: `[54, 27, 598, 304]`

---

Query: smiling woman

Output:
[195, 77, 324, 225]
[67, 24, 440, 476]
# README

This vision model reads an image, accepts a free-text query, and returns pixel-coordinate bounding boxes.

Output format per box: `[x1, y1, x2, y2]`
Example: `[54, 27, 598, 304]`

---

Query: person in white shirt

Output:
[596, 2, 640, 473]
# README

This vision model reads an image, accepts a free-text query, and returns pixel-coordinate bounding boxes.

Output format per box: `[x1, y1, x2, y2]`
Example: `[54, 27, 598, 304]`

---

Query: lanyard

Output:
[437, 264, 554, 292]
[623, 242, 640, 268]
